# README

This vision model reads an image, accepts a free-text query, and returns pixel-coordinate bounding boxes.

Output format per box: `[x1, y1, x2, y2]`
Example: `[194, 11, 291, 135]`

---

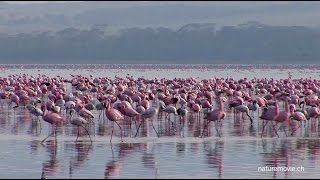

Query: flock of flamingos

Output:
[1, 72, 320, 145]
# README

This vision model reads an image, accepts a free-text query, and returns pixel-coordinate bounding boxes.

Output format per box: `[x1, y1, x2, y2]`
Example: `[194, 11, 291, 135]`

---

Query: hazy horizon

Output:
[0, 1, 319, 64]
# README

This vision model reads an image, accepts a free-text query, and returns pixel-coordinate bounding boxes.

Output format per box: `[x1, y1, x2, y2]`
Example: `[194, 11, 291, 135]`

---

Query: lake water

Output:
[0, 66, 320, 179]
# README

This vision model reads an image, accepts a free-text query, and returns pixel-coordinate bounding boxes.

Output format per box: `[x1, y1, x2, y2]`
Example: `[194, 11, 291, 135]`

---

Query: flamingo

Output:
[78, 103, 95, 125]
[40, 103, 65, 145]
[65, 100, 76, 115]
[157, 100, 166, 118]
[202, 96, 227, 137]
[104, 99, 124, 142]
[248, 100, 259, 116]
[263, 95, 292, 137]
[26, 104, 44, 131]
[70, 117, 92, 142]
[135, 106, 159, 138]
[289, 104, 307, 135]
[234, 104, 254, 126]
[177, 106, 188, 120]
[192, 102, 202, 120]
[96, 102, 106, 119]
[295, 101, 308, 119]
[260, 101, 279, 138]
[10, 93, 20, 108]
[119, 104, 140, 137]
[163, 105, 178, 126]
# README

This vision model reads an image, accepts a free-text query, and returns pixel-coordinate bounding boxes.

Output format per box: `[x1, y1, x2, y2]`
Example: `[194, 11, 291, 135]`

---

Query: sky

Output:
[2, 1, 320, 30]
[4, 1, 66, 4]
[2, 1, 302, 5]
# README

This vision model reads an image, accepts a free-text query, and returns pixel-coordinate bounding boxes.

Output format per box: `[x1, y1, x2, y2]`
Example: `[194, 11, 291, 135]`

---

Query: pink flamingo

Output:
[163, 105, 178, 125]
[136, 105, 146, 114]
[119, 104, 140, 137]
[289, 104, 307, 135]
[104, 99, 124, 142]
[234, 104, 254, 126]
[78, 104, 95, 125]
[40, 104, 65, 144]
[135, 106, 159, 137]
[139, 97, 150, 110]
[260, 100, 279, 137]
[272, 96, 293, 137]
[261, 95, 292, 137]
[202, 97, 227, 137]
[70, 117, 92, 142]
[10, 93, 20, 108]
[307, 105, 320, 120]
[192, 102, 202, 120]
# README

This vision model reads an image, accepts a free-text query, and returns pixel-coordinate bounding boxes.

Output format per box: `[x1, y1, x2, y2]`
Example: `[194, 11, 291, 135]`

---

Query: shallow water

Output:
[0, 67, 320, 179]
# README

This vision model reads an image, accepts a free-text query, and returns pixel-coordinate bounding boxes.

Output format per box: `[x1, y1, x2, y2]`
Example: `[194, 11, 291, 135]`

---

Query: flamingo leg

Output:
[272, 122, 280, 138]
[214, 120, 221, 137]
[261, 120, 268, 138]
[135, 121, 143, 137]
[110, 122, 114, 143]
[76, 126, 80, 142]
[151, 121, 159, 137]
[291, 121, 303, 136]
[82, 125, 92, 143]
[41, 131, 55, 144]
[37, 116, 42, 134]
[54, 127, 58, 143]
[114, 121, 123, 142]
[201, 120, 209, 138]
[85, 118, 96, 137]
[282, 125, 288, 137]
[129, 117, 132, 137]
[246, 112, 253, 126]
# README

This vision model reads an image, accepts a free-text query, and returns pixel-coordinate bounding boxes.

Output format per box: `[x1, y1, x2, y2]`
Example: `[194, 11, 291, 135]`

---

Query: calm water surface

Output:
[0, 67, 320, 179]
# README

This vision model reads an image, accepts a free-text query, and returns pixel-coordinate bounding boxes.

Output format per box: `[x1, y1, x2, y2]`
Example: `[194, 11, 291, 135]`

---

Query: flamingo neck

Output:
[219, 99, 224, 111]
[41, 103, 48, 116]
[275, 100, 279, 115]
[107, 101, 111, 110]
[285, 99, 290, 113]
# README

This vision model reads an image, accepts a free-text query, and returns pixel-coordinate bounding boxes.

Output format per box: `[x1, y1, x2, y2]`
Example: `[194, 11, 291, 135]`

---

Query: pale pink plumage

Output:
[105, 99, 124, 142]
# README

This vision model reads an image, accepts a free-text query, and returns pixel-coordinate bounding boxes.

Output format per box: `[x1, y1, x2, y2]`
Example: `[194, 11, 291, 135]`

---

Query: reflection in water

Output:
[68, 141, 93, 178]
[142, 143, 154, 165]
[0, 108, 11, 132]
[258, 138, 320, 179]
[30, 140, 41, 155]
[204, 141, 224, 179]
[97, 122, 107, 136]
[118, 143, 140, 159]
[41, 140, 62, 178]
[141, 142, 159, 178]
[176, 142, 186, 157]
[105, 143, 122, 179]
[190, 142, 201, 155]
[104, 160, 122, 179]
[142, 152, 156, 168]
[305, 139, 320, 165]
[261, 139, 291, 179]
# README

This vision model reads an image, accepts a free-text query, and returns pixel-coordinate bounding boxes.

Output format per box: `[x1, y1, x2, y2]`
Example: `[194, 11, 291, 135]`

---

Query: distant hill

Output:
[0, 22, 319, 64]
[2, 1, 320, 34]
